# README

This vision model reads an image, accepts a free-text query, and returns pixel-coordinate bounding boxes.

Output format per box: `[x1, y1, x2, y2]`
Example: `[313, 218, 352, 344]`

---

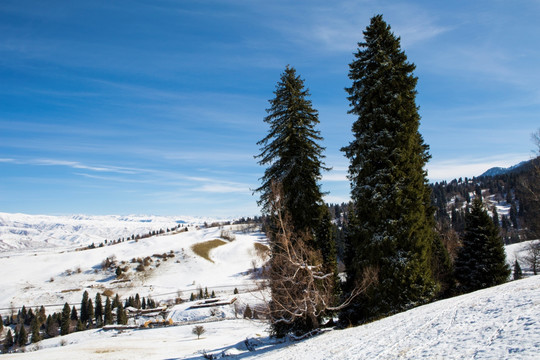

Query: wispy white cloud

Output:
[426, 153, 531, 182]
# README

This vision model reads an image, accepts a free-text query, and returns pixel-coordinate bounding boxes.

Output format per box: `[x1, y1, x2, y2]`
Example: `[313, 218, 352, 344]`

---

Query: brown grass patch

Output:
[102, 289, 115, 297]
[191, 239, 227, 263]
[61, 288, 81, 293]
[254, 242, 270, 259]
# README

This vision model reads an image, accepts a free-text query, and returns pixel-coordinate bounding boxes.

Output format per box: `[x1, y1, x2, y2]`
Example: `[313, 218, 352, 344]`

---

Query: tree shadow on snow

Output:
[165, 335, 296, 360]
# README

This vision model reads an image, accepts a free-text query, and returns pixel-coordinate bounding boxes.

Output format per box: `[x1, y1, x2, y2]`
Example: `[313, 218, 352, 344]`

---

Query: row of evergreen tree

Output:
[256, 14, 514, 337]
[1, 290, 159, 352]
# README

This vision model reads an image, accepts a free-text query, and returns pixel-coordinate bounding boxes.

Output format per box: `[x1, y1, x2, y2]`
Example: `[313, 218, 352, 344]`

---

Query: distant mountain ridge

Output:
[480, 160, 529, 177]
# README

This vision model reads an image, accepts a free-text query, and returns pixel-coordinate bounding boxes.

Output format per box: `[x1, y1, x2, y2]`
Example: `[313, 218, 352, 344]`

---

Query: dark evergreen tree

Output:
[112, 294, 120, 309]
[256, 66, 337, 335]
[76, 319, 85, 332]
[454, 198, 511, 293]
[116, 303, 127, 325]
[104, 297, 114, 325]
[45, 315, 57, 338]
[17, 325, 27, 347]
[70, 306, 78, 322]
[30, 317, 41, 343]
[87, 299, 94, 327]
[0, 314, 3, 333]
[80, 291, 89, 324]
[341, 14, 438, 322]
[255, 65, 331, 243]
[61, 303, 71, 336]
[95, 293, 103, 327]
[4, 329, 14, 349]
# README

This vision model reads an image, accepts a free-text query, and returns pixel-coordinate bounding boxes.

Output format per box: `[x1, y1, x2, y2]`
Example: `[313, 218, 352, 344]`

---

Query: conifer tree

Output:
[4, 329, 14, 349]
[0, 314, 3, 332]
[76, 319, 85, 332]
[45, 315, 57, 338]
[30, 317, 41, 343]
[116, 303, 127, 325]
[87, 299, 94, 327]
[61, 303, 71, 336]
[17, 325, 27, 347]
[104, 297, 114, 325]
[454, 198, 510, 292]
[80, 291, 89, 324]
[256, 66, 338, 335]
[112, 294, 120, 308]
[70, 306, 78, 322]
[95, 293, 103, 327]
[255, 66, 331, 244]
[341, 14, 438, 322]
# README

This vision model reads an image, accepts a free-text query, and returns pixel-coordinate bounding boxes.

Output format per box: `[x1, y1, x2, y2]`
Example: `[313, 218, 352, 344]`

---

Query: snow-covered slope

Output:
[2, 275, 538, 359]
[0, 223, 268, 310]
[0, 212, 221, 251]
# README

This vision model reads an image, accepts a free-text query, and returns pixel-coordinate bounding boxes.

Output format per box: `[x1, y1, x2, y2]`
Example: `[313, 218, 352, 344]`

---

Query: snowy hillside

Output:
[0, 212, 223, 251]
[2, 274, 538, 359]
[1, 213, 538, 359]
[0, 223, 268, 311]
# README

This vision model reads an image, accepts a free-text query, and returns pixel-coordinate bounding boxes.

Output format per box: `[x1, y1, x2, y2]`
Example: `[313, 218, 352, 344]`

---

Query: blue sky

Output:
[1, 0, 539, 217]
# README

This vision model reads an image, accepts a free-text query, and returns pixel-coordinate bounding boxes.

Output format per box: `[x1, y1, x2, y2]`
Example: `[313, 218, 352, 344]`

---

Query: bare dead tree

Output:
[517, 129, 540, 239]
[523, 240, 540, 275]
[264, 182, 377, 337]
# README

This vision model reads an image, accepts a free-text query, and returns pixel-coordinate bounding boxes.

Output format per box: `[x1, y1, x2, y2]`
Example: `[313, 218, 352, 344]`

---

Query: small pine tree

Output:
[0, 314, 3, 332]
[30, 317, 41, 343]
[70, 306, 78, 322]
[95, 293, 103, 326]
[513, 259, 523, 280]
[190, 293, 195, 301]
[211, 290, 216, 298]
[18, 325, 28, 347]
[233, 288, 239, 295]
[204, 287, 209, 299]
[61, 303, 71, 336]
[104, 297, 113, 325]
[454, 198, 511, 293]
[116, 303, 127, 325]
[46, 315, 57, 337]
[80, 291, 89, 324]
[4, 329, 14, 349]
[87, 299, 94, 327]
[76, 319, 85, 332]
[112, 294, 120, 308]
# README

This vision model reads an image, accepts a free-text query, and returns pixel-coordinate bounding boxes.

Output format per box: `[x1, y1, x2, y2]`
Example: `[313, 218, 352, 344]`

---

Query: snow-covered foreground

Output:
[2, 275, 539, 359]
[1, 213, 538, 359]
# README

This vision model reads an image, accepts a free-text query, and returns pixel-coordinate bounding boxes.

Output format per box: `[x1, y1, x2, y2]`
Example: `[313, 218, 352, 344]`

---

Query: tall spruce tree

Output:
[80, 291, 89, 325]
[95, 293, 103, 327]
[17, 325, 28, 347]
[454, 198, 510, 292]
[341, 14, 438, 322]
[256, 66, 336, 336]
[256, 65, 330, 239]
[60, 303, 71, 336]
[104, 297, 113, 325]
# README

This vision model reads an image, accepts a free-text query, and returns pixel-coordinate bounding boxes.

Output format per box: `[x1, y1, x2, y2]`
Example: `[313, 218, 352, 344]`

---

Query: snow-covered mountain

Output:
[480, 160, 528, 177]
[0, 212, 223, 251]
